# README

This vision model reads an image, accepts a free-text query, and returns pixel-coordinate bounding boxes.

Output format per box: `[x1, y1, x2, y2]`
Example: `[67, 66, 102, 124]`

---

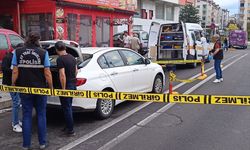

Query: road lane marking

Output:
[97, 53, 248, 150]
[59, 53, 242, 150]
[184, 53, 248, 94]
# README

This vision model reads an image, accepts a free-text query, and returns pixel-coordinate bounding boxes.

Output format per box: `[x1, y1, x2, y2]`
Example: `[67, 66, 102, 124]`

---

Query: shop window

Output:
[156, 3, 164, 20]
[96, 17, 110, 47]
[134, 0, 142, 18]
[67, 14, 77, 41]
[166, 6, 174, 21]
[79, 15, 92, 47]
[0, 34, 8, 50]
[0, 15, 13, 30]
[21, 13, 54, 40]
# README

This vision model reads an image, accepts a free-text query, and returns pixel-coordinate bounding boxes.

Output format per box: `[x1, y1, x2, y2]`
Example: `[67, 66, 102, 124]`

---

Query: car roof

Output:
[0, 29, 19, 35]
[81, 47, 128, 54]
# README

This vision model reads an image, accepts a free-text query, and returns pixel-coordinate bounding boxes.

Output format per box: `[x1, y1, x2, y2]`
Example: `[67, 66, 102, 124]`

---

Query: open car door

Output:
[147, 22, 161, 60]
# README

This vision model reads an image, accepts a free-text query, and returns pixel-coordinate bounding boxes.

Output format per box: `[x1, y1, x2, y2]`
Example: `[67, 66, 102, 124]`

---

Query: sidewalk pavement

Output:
[0, 91, 11, 109]
[0, 78, 11, 109]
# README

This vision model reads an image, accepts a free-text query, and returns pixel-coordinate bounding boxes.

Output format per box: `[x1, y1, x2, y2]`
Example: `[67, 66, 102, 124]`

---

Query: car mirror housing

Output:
[77, 62, 84, 69]
[145, 58, 151, 65]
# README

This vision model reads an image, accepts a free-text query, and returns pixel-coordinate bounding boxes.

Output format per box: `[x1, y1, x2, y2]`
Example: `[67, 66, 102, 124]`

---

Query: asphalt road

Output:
[0, 49, 249, 150]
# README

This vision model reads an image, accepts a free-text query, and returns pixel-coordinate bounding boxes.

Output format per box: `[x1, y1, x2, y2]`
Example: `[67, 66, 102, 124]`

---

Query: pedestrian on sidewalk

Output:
[130, 33, 141, 53]
[211, 34, 223, 83]
[223, 37, 229, 51]
[2, 43, 24, 133]
[12, 32, 53, 150]
[55, 41, 77, 136]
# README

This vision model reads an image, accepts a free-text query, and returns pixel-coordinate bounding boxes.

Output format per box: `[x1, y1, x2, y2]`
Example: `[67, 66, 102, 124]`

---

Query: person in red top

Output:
[211, 34, 223, 83]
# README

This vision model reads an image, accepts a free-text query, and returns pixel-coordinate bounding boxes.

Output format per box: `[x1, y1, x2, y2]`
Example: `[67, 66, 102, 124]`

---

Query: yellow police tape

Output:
[1, 85, 250, 106]
[154, 60, 201, 65]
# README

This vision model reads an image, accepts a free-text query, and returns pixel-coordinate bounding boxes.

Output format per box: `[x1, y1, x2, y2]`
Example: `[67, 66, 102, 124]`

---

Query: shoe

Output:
[220, 78, 223, 82]
[12, 121, 22, 127]
[13, 124, 22, 133]
[19, 121, 22, 127]
[39, 144, 47, 149]
[61, 127, 67, 132]
[22, 147, 31, 150]
[213, 79, 221, 83]
[66, 130, 76, 137]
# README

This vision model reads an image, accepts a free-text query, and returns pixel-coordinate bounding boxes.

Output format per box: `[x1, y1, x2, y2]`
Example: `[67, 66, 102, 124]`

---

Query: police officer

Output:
[12, 32, 53, 149]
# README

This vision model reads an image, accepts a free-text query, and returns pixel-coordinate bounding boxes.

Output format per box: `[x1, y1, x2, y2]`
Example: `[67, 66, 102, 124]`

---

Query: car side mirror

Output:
[144, 58, 151, 65]
[77, 62, 84, 69]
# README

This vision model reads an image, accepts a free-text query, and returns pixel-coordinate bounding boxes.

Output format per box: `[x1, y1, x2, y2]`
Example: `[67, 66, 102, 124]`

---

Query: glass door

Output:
[96, 17, 110, 47]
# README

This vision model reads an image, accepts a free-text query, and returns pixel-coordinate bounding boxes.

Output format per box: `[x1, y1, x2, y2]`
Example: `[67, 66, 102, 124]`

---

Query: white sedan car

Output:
[44, 42, 165, 119]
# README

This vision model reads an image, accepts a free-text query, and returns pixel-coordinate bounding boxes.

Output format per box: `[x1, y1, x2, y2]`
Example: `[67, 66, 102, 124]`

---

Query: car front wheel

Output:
[95, 98, 115, 120]
[152, 74, 163, 93]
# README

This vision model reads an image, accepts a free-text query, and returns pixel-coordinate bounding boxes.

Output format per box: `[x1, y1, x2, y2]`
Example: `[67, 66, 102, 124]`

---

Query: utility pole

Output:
[204, 0, 208, 39]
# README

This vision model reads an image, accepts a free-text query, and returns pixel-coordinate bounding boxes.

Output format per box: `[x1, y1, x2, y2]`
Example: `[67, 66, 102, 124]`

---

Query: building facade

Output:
[239, 0, 250, 39]
[122, 0, 181, 33]
[196, 0, 229, 34]
[0, 0, 136, 47]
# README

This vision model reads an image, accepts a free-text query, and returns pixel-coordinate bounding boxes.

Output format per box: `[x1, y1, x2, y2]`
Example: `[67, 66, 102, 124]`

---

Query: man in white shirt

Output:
[123, 31, 131, 48]
[200, 33, 208, 57]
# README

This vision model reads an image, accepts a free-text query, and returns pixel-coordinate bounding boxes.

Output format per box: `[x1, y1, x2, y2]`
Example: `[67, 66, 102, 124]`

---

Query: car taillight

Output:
[76, 78, 87, 86]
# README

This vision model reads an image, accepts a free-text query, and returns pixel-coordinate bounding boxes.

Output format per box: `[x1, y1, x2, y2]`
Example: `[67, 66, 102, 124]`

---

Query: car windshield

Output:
[79, 53, 92, 68]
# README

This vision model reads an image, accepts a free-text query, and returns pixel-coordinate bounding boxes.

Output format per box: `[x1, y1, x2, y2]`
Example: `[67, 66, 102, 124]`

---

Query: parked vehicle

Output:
[148, 22, 209, 67]
[113, 30, 149, 55]
[229, 30, 248, 49]
[0, 29, 24, 70]
[43, 41, 165, 119]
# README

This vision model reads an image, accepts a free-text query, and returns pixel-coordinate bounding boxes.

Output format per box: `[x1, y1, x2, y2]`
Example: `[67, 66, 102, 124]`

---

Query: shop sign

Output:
[56, 8, 64, 18]
[112, 17, 133, 26]
[56, 18, 66, 23]
[63, 0, 137, 11]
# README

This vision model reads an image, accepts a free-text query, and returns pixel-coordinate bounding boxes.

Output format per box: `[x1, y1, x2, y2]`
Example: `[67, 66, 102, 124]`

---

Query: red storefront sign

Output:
[64, 0, 137, 11]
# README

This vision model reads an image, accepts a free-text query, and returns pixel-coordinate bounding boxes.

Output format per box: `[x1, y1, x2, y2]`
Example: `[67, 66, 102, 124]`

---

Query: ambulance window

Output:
[194, 31, 201, 41]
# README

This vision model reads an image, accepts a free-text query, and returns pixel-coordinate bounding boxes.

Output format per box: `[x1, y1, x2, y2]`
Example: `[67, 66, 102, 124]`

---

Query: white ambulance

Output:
[148, 22, 209, 67]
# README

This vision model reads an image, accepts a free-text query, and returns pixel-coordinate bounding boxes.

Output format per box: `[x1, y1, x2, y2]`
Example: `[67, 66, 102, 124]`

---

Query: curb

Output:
[0, 99, 11, 110]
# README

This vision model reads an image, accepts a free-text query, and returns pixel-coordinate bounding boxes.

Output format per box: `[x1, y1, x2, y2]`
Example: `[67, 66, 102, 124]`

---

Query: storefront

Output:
[0, 0, 136, 47]
[0, 0, 21, 33]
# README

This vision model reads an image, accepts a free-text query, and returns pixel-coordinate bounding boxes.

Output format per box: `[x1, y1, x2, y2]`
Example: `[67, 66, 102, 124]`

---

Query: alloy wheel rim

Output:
[154, 78, 163, 93]
[100, 100, 113, 115]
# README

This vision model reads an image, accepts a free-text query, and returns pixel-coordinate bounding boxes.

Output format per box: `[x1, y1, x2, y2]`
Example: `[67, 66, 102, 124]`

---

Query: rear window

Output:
[141, 32, 148, 40]
[79, 53, 92, 68]
[9, 34, 24, 48]
[0, 34, 9, 50]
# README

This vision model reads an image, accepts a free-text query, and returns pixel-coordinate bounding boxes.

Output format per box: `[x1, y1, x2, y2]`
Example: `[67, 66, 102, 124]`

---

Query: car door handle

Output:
[133, 69, 139, 72]
[110, 72, 118, 76]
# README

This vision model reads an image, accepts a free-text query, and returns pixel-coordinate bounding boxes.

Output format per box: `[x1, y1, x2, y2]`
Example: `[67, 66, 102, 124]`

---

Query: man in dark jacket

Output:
[2, 43, 24, 133]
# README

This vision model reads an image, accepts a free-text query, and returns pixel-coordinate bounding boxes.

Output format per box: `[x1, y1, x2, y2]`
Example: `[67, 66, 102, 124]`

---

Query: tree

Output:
[227, 23, 239, 31]
[179, 4, 200, 23]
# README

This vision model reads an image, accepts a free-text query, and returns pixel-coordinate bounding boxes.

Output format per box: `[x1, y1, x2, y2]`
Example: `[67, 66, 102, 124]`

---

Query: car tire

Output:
[152, 74, 163, 93]
[95, 96, 115, 120]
